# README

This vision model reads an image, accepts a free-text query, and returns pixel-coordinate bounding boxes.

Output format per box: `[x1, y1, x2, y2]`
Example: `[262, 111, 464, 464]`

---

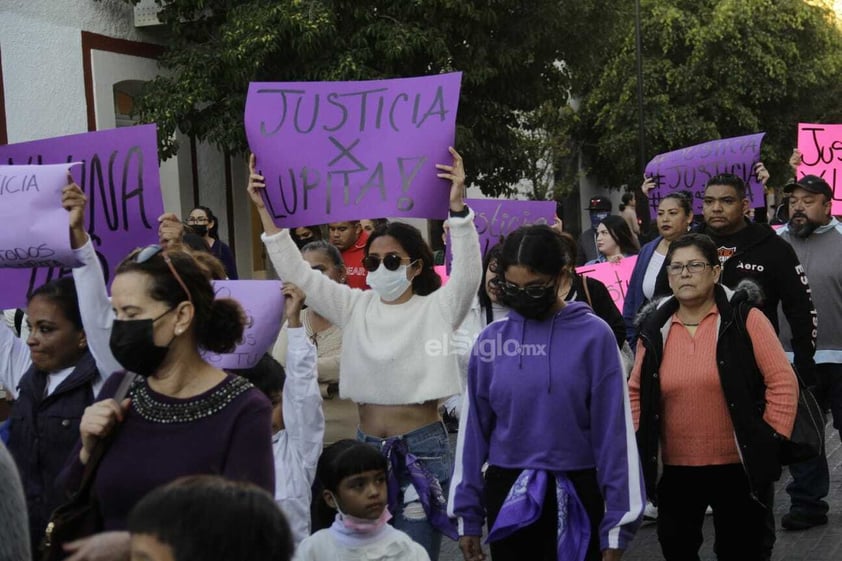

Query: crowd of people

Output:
[0, 143, 839, 561]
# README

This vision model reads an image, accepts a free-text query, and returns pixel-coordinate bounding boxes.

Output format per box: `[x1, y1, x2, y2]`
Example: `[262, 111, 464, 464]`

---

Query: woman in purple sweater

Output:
[56, 185, 274, 561]
[448, 225, 645, 561]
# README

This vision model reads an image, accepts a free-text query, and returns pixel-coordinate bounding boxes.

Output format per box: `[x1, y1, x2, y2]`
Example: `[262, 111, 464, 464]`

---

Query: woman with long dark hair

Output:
[450, 225, 644, 561]
[586, 215, 640, 265]
[248, 148, 481, 561]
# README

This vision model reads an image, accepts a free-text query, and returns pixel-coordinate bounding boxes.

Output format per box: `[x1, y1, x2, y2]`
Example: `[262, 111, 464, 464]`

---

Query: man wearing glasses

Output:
[700, 173, 817, 550]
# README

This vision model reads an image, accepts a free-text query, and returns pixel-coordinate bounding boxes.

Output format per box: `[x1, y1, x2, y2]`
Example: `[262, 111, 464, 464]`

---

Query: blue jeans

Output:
[357, 421, 452, 561]
[785, 363, 842, 517]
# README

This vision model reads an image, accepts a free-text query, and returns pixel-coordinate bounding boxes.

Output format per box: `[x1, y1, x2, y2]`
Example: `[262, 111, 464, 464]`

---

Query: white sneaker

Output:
[643, 502, 658, 522]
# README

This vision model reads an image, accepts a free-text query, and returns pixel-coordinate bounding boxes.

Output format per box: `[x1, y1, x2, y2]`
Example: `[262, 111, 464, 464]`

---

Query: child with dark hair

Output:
[128, 475, 293, 561]
[235, 283, 324, 546]
[295, 440, 430, 561]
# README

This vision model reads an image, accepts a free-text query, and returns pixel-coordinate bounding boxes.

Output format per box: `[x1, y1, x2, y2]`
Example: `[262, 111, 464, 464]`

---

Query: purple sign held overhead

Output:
[203, 280, 285, 370]
[446, 198, 556, 272]
[0, 163, 82, 269]
[245, 73, 462, 228]
[0, 124, 164, 309]
[644, 133, 765, 218]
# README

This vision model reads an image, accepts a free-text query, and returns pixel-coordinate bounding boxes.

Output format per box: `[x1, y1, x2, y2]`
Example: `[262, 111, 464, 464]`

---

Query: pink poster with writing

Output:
[796, 123, 842, 215]
[575, 256, 638, 313]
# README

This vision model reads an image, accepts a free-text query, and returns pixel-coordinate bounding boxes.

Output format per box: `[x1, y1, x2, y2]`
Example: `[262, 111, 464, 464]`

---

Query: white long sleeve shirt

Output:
[275, 326, 325, 545]
[262, 210, 482, 405]
[71, 239, 123, 379]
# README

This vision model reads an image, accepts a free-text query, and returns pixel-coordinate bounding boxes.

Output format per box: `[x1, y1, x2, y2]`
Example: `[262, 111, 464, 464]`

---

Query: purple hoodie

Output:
[447, 301, 644, 551]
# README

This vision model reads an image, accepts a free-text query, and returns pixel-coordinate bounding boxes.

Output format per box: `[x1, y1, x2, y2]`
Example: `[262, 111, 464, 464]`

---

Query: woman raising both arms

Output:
[247, 147, 481, 561]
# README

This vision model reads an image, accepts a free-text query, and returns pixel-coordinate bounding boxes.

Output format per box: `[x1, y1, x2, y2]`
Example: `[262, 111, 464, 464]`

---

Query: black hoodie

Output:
[702, 220, 817, 381]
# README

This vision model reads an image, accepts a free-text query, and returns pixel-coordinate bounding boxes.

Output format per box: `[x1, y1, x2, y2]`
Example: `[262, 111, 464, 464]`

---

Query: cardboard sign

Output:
[575, 256, 638, 313]
[0, 125, 164, 309]
[796, 123, 842, 215]
[644, 133, 765, 218]
[203, 280, 285, 370]
[0, 163, 81, 269]
[245, 73, 462, 227]
[445, 198, 556, 272]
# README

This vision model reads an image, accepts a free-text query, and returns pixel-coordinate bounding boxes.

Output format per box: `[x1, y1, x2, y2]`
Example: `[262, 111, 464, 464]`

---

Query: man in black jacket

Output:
[701, 173, 817, 379]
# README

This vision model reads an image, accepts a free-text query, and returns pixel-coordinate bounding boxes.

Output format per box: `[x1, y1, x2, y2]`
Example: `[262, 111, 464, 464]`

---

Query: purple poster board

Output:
[0, 163, 82, 268]
[203, 280, 285, 369]
[445, 198, 556, 272]
[644, 133, 765, 218]
[245, 73, 462, 228]
[0, 125, 164, 309]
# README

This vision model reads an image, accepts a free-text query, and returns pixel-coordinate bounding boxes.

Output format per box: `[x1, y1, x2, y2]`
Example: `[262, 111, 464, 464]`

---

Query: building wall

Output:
[0, 0, 257, 276]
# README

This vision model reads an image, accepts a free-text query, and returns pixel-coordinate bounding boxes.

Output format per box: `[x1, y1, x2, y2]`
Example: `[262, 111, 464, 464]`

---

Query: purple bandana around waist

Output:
[381, 436, 458, 540]
[487, 469, 591, 561]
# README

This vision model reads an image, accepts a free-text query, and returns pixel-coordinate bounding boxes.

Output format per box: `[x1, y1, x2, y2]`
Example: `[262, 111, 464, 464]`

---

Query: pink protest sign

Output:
[203, 280, 285, 369]
[575, 256, 638, 313]
[245, 73, 462, 228]
[644, 133, 765, 218]
[434, 265, 449, 286]
[796, 123, 842, 215]
[0, 125, 164, 309]
[0, 163, 82, 269]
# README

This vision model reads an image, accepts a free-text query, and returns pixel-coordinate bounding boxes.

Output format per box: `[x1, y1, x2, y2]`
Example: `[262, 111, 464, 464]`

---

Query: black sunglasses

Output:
[135, 244, 193, 304]
[362, 254, 416, 272]
[493, 278, 555, 299]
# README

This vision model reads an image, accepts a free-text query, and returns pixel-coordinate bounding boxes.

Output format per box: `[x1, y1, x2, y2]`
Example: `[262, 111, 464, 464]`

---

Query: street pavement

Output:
[439, 425, 842, 561]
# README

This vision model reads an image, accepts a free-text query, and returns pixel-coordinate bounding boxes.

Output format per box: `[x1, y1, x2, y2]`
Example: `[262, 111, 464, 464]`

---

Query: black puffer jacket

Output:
[634, 281, 785, 504]
[7, 351, 98, 548]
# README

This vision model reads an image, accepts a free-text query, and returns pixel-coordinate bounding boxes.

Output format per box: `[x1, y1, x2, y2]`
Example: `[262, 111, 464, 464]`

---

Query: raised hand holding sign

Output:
[245, 73, 462, 227]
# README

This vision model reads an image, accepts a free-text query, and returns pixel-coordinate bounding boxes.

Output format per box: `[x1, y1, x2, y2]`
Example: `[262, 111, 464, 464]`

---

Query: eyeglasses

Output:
[362, 254, 415, 272]
[185, 217, 209, 224]
[493, 278, 555, 299]
[666, 261, 712, 276]
[135, 245, 193, 303]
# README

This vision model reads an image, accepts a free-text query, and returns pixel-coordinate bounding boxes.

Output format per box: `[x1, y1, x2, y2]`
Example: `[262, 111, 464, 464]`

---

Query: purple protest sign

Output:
[0, 125, 164, 309]
[203, 280, 285, 370]
[445, 198, 556, 272]
[644, 133, 765, 218]
[0, 163, 82, 269]
[797, 123, 842, 215]
[245, 73, 462, 228]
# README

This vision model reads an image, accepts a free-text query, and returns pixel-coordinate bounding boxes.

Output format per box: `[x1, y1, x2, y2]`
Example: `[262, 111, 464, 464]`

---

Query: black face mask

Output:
[500, 280, 559, 320]
[191, 224, 208, 237]
[109, 309, 175, 377]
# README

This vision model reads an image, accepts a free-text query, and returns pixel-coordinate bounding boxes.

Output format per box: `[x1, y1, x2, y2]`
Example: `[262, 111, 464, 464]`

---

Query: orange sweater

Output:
[629, 306, 798, 466]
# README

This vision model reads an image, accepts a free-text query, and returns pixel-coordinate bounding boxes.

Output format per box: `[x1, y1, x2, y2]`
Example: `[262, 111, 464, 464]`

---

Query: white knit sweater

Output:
[262, 211, 481, 405]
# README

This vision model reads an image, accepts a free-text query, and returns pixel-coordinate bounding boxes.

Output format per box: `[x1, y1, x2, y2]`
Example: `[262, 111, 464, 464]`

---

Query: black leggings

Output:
[483, 466, 604, 561]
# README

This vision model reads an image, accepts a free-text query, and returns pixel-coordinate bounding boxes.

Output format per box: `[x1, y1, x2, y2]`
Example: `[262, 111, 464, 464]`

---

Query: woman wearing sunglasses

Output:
[629, 233, 798, 560]
[247, 148, 481, 561]
[53, 184, 275, 561]
[450, 225, 645, 561]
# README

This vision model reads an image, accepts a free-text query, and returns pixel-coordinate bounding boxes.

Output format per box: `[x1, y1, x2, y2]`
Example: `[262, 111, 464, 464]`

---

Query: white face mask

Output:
[367, 264, 412, 302]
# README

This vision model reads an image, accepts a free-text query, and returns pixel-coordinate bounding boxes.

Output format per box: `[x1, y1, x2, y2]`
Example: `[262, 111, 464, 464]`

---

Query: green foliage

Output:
[576, 0, 842, 189]
[120, 0, 586, 197]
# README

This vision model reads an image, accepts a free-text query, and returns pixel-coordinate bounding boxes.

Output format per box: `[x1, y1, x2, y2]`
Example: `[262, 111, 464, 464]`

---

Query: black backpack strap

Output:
[14, 308, 24, 337]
